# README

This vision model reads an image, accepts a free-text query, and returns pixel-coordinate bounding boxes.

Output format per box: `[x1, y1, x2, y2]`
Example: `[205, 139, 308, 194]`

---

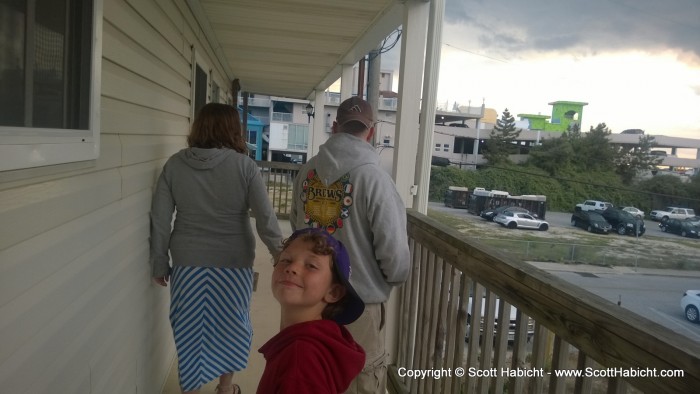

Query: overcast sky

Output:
[381, 0, 700, 145]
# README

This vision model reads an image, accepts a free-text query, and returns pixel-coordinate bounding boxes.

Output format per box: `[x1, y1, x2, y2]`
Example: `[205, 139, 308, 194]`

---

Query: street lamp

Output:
[305, 103, 315, 123]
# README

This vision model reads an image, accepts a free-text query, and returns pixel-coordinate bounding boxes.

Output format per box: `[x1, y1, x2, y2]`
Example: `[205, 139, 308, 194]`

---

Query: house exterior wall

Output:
[0, 0, 233, 392]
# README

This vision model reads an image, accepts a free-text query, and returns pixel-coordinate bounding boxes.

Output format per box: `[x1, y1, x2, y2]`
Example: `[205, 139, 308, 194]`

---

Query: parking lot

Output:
[427, 202, 700, 270]
[429, 201, 696, 241]
[427, 202, 700, 340]
[543, 211, 680, 240]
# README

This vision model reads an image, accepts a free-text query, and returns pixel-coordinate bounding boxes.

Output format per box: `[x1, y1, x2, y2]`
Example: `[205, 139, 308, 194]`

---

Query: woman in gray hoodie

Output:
[150, 103, 283, 394]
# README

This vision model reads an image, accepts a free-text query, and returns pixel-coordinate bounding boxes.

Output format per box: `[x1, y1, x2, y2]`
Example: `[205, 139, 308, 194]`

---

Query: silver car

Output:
[494, 211, 549, 231]
[621, 206, 645, 219]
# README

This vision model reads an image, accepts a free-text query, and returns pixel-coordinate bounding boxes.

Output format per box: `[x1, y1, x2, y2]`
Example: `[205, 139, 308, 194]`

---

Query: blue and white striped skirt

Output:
[169, 266, 254, 391]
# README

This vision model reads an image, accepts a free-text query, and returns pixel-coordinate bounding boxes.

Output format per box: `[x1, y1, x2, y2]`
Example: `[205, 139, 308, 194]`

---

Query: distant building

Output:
[518, 101, 588, 132]
[242, 93, 699, 175]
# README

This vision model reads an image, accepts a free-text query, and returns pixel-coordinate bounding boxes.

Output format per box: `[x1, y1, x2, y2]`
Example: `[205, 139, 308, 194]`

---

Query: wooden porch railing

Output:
[254, 161, 700, 393]
[256, 160, 300, 219]
[390, 209, 700, 394]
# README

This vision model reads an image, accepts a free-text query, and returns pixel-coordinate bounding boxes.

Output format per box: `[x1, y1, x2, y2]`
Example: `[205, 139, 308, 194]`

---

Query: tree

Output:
[566, 122, 582, 138]
[527, 123, 580, 175]
[483, 108, 521, 165]
[528, 136, 574, 176]
[568, 123, 615, 171]
[613, 135, 663, 184]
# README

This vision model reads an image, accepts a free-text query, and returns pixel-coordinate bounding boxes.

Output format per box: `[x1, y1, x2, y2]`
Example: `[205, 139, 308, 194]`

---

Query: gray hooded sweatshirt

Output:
[290, 133, 410, 303]
[150, 148, 282, 277]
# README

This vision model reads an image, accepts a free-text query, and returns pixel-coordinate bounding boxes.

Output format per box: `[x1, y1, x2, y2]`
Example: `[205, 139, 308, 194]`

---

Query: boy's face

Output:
[272, 238, 345, 313]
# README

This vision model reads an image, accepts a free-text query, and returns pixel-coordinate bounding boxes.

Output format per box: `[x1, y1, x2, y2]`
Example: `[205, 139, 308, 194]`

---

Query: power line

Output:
[443, 43, 510, 64]
[369, 29, 402, 61]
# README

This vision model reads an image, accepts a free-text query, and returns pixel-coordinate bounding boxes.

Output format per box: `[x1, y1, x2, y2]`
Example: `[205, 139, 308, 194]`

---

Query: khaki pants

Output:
[345, 302, 386, 394]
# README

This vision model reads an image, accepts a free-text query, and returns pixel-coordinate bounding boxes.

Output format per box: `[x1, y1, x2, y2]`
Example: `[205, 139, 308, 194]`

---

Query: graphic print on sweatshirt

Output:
[300, 169, 353, 234]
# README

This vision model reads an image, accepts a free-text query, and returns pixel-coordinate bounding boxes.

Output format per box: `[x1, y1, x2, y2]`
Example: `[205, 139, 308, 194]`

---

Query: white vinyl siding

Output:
[0, 0, 232, 392]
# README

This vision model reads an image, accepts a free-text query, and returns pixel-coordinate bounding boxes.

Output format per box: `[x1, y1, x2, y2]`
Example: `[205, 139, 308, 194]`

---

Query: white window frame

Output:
[0, 0, 103, 172]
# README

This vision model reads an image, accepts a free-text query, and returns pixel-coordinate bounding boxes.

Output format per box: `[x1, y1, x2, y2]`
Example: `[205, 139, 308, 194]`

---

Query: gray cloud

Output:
[445, 0, 700, 64]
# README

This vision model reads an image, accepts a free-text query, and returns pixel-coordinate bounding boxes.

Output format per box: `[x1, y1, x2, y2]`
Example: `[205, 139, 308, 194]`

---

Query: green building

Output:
[518, 100, 588, 132]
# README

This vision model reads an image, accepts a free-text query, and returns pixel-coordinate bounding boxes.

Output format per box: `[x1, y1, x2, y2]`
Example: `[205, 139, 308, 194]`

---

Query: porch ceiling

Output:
[192, 0, 402, 100]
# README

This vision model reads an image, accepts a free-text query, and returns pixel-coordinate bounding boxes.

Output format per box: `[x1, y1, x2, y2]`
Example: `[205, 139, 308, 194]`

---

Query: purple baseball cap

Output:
[286, 228, 365, 325]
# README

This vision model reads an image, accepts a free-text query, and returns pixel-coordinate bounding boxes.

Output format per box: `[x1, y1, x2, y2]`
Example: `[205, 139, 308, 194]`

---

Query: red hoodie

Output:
[257, 320, 365, 393]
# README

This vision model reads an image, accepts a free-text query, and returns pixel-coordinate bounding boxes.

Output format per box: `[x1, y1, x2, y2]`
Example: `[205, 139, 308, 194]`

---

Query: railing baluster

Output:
[607, 377, 629, 394]
[431, 258, 450, 394]
[442, 266, 460, 394]
[492, 299, 512, 394]
[530, 323, 548, 393]
[477, 290, 497, 394]
[574, 352, 595, 394]
[423, 253, 441, 394]
[452, 271, 470, 394]
[411, 247, 430, 394]
[405, 242, 422, 393]
[509, 309, 531, 393]
[397, 239, 415, 373]
[464, 283, 484, 393]
[549, 336, 571, 393]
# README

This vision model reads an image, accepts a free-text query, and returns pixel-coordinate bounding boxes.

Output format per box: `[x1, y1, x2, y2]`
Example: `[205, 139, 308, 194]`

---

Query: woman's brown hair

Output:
[187, 103, 248, 153]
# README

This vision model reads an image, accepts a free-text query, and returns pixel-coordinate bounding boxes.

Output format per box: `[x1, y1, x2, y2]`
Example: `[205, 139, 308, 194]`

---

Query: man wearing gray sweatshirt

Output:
[290, 97, 410, 393]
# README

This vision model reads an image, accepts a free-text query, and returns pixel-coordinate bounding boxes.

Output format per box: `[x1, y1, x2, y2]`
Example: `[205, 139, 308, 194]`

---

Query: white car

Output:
[621, 206, 645, 219]
[681, 290, 700, 323]
[650, 207, 696, 222]
[576, 200, 613, 212]
[494, 211, 549, 231]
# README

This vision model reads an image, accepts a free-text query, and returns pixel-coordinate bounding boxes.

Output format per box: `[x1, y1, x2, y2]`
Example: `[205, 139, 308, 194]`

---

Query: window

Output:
[0, 0, 102, 171]
[287, 124, 308, 150]
[443, 144, 450, 152]
[211, 81, 220, 104]
[194, 64, 207, 117]
[435, 143, 441, 151]
[247, 129, 256, 144]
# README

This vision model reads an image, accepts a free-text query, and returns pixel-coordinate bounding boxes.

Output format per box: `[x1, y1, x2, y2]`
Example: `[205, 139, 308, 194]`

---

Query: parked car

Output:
[575, 200, 613, 212]
[600, 207, 645, 236]
[659, 218, 700, 238]
[494, 211, 549, 231]
[480, 205, 529, 221]
[650, 207, 696, 222]
[571, 210, 612, 234]
[465, 296, 535, 342]
[681, 290, 700, 323]
[621, 206, 645, 219]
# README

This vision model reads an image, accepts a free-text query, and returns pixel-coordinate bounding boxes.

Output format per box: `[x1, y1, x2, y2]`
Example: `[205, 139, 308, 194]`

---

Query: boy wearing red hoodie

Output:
[257, 228, 366, 393]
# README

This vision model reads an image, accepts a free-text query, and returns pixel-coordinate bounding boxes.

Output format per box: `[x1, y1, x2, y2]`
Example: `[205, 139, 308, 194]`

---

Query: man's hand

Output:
[153, 275, 170, 287]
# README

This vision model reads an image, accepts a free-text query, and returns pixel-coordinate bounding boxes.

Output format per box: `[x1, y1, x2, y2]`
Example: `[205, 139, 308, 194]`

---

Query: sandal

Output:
[215, 384, 241, 394]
